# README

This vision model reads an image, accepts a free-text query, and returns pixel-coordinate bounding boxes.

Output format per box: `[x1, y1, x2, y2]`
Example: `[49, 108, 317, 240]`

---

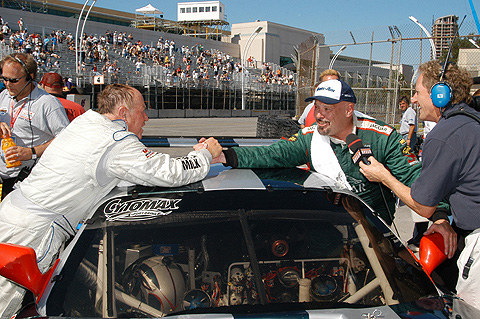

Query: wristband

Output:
[222, 148, 238, 168]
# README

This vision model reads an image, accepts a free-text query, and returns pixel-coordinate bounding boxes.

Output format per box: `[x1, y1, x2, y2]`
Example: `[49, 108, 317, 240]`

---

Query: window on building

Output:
[212, 6, 217, 12]
[220, 7, 222, 12]
[199, 7, 204, 12]
[205, 6, 210, 12]
[186, 7, 191, 13]
[180, 8, 185, 13]
[193, 7, 197, 12]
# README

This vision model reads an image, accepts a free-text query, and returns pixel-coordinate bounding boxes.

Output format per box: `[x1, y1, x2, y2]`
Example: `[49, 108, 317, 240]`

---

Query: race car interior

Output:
[45, 190, 438, 317]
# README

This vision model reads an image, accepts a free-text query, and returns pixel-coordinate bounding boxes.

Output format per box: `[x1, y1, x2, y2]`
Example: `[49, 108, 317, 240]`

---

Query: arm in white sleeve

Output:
[106, 137, 212, 187]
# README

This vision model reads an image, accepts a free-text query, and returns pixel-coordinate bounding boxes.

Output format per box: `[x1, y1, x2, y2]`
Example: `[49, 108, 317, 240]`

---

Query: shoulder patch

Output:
[301, 126, 316, 135]
[281, 132, 299, 142]
[142, 148, 157, 159]
[358, 119, 394, 136]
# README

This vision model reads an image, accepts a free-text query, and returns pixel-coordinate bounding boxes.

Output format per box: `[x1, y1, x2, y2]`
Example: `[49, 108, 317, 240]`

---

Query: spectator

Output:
[398, 96, 417, 149]
[17, 18, 23, 32]
[0, 53, 69, 198]
[39, 72, 86, 122]
[2, 22, 10, 38]
[63, 77, 74, 93]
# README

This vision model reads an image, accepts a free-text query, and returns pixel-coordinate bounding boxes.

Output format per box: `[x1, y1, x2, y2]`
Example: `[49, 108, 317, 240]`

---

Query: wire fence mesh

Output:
[298, 19, 480, 126]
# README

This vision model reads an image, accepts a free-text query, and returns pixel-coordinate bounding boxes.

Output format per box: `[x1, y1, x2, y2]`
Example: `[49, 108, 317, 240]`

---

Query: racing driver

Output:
[0, 83, 222, 317]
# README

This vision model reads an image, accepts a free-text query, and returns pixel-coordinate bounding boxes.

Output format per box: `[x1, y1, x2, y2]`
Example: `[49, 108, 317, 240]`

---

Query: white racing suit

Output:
[0, 110, 213, 317]
[456, 229, 480, 310]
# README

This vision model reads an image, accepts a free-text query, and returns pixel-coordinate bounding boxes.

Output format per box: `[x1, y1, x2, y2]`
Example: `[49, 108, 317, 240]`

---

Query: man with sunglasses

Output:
[0, 53, 69, 197]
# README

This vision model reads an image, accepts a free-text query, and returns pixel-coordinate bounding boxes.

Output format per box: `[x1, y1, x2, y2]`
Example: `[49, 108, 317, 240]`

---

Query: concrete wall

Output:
[231, 21, 325, 66]
[155, 109, 294, 118]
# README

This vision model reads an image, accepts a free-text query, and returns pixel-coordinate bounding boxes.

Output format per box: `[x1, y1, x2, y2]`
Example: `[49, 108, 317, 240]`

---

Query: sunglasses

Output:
[1, 75, 27, 83]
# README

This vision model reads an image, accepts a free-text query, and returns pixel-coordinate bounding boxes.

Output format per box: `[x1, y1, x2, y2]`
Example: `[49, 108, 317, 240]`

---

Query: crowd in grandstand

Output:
[0, 16, 295, 88]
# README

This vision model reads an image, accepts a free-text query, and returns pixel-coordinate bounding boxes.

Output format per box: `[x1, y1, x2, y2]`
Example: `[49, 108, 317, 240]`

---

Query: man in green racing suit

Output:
[210, 79, 454, 248]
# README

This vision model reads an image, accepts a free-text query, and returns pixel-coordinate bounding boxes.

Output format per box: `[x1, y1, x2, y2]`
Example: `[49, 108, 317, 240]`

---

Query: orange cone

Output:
[419, 233, 448, 275]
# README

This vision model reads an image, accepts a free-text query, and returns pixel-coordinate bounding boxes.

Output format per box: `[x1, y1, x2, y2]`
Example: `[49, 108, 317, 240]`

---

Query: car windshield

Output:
[46, 187, 438, 317]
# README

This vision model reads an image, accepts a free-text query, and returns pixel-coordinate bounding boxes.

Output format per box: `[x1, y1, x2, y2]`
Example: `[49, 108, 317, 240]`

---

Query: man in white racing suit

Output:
[0, 83, 222, 317]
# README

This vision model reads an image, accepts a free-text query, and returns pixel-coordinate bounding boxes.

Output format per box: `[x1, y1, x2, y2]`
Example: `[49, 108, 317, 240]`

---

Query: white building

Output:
[177, 1, 226, 22]
[458, 48, 480, 78]
[231, 21, 326, 68]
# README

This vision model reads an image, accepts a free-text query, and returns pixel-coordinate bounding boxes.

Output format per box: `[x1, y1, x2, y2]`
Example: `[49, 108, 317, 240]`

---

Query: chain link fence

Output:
[306, 19, 480, 126]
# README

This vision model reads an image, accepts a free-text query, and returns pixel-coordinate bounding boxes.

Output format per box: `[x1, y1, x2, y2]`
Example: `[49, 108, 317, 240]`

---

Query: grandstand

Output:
[0, 0, 423, 123]
[0, 23, 295, 117]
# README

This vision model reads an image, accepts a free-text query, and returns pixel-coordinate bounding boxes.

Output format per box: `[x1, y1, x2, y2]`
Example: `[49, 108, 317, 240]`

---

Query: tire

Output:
[256, 115, 300, 138]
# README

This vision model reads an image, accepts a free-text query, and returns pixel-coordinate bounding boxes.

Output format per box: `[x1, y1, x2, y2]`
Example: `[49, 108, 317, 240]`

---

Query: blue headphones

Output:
[430, 15, 466, 109]
[430, 79, 452, 108]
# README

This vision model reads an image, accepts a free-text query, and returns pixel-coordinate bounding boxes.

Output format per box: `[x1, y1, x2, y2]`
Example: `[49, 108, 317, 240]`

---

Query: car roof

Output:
[83, 165, 373, 227]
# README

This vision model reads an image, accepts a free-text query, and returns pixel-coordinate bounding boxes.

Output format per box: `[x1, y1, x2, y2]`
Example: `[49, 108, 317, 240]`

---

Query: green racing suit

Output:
[224, 114, 431, 225]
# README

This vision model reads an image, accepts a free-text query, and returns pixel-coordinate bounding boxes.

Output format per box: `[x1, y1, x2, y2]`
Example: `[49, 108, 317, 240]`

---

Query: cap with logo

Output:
[305, 79, 356, 104]
[40, 72, 63, 88]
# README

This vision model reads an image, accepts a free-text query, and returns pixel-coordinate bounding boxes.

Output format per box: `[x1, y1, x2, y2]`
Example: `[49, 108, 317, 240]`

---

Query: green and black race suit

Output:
[225, 115, 423, 225]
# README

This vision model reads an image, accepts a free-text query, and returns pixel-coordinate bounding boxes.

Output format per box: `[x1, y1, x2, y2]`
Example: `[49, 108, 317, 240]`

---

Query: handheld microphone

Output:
[346, 133, 372, 165]
[346, 134, 397, 228]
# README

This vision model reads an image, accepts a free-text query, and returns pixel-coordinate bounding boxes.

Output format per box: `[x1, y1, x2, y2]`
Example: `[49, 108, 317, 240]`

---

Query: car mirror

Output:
[0, 243, 59, 300]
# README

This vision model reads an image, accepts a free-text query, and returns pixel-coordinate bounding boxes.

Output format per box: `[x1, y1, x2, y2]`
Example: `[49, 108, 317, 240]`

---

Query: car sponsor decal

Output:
[302, 126, 316, 135]
[401, 145, 411, 155]
[181, 156, 201, 170]
[104, 197, 182, 221]
[283, 133, 298, 142]
[404, 152, 419, 165]
[142, 148, 157, 159]
[358, 119, 394, 136]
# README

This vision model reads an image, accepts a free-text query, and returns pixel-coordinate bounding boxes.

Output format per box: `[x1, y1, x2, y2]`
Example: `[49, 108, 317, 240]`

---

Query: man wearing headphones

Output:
[360, 60, 480, 310]
[0, 53, 69, 197]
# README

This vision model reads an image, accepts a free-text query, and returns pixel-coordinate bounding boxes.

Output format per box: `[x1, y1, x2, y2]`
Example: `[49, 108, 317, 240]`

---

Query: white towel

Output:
[309, 129, 352, 190]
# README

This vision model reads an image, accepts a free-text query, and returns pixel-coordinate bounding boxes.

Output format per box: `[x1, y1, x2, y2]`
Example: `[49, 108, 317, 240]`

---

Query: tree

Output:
[438, 34, 480, 63]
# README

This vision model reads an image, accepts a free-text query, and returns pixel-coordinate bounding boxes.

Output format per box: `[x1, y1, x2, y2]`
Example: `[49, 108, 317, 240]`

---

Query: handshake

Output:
[193, 137, 226, 164]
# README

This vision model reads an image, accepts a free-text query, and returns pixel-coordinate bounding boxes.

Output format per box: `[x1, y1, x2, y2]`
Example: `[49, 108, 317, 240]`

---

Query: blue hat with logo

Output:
[305, 79, 357, 104]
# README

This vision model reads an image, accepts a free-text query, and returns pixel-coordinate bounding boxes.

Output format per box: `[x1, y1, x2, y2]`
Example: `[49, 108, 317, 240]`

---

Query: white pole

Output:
[329, 45, 346, 69]
[78, 0, 98, 86]
[241, 26, 263, 111]
[409, 16, 437, 60]
[75, 0, 91, 84]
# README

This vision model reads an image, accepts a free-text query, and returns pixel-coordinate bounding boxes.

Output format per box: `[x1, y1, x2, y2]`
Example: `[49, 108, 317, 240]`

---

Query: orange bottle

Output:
[2, 136, 21, 168]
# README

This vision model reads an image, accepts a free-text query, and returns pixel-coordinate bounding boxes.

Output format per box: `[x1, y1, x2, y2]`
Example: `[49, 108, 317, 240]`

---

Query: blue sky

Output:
[67, 0, 475, 34]
[67, 0, 478, 64]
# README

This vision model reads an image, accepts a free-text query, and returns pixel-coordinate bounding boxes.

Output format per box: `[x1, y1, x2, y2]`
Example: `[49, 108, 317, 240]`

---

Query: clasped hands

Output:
[193, 137, 224, 162]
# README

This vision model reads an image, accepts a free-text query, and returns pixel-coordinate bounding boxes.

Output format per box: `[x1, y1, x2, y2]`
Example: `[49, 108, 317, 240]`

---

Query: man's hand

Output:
[0, 123, 11, 139]
[194, 137, 223, 159]
[359, 156, 390, 183]
[211, 152, 226, 164]
[4, 145, 32, 162]
[424, 220, 457, 259]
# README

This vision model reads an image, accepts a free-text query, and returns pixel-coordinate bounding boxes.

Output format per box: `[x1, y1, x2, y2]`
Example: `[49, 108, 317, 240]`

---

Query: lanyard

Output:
[10, 99, 27, 129]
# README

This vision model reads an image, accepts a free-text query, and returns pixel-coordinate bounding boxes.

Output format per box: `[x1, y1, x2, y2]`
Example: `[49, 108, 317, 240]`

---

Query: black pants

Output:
[1, 177, 17, 200]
